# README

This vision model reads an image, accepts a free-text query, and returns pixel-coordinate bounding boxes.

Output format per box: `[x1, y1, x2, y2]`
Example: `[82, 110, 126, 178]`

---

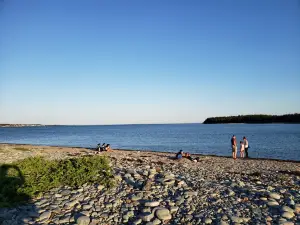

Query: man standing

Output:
[243, 136, 249, 158]
[231, 135, 237, 159]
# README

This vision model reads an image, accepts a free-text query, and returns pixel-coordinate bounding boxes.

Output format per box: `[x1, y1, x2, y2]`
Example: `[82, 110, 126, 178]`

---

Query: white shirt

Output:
[244, 139, 248, 148]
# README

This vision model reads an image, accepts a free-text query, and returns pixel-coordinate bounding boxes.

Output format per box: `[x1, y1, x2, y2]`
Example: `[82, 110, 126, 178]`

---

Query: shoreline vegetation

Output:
[0, 144, 300, 224]
[203, 113, 300, 124]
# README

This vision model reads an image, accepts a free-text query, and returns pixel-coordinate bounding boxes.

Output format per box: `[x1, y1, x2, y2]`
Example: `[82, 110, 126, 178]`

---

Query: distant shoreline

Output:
[0, 124, 45, 128]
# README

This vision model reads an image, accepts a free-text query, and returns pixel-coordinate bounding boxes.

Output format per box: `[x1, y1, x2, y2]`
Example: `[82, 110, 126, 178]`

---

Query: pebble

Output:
[145, 201, 160, 207]
[39, 211, 51, 220]
[282, 211, 295, 219]
[1, 150, 299, 225]
[155, 208, 172, 221]
[269, 193, 281, 200]
[282, 206, 294, 213]
[204, 218, 212, 224]
[76, 215, 90, 225]
[268, 201, 279, 207]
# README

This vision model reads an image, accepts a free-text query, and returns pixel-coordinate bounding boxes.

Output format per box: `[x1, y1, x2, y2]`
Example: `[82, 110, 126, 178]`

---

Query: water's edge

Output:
[2, 142, 300, 163]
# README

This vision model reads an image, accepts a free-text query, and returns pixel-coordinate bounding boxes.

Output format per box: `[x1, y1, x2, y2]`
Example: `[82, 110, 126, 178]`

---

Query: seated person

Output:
[175, 150, 183, 159]
[183, 152, 191, 157]
[103, 144, 112, 152]
[96, 143, 101, 152]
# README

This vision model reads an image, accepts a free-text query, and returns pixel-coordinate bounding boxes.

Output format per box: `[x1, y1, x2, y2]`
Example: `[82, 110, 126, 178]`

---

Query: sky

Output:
[0, 0, 300, 125]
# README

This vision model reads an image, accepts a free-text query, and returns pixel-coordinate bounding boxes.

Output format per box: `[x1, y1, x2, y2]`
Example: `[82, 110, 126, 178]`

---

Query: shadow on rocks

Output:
[0, 164, 38, 225]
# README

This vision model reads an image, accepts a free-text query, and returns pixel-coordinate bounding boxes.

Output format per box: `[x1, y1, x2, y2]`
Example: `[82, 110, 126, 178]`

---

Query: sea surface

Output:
[0, 124, 300, 161]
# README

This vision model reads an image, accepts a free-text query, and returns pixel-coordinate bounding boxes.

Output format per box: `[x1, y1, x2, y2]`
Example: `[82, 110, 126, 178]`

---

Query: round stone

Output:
[282, 206, 294, 213]
[282, 212, 295, 219]
[269, 193, 281, 200]
[39, 211, 51, 220]
[204, 218, 212, 224]
[268, 201, 279, 207]
[133, 218, 142, 225]
[152, 218, 161, 224]
[76, 216, 90, 225]
[145, 201, 160, 207]
[155, 208, 171, 221]
[140, 212, 154, 222]
[231, 216, 243, 223]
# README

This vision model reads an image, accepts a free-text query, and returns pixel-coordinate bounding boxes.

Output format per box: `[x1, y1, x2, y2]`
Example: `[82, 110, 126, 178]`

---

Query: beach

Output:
[0, 144, 300, 224]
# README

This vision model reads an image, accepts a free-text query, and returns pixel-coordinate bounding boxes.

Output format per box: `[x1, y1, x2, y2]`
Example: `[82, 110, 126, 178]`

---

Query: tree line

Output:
[203, 113, 300, 124]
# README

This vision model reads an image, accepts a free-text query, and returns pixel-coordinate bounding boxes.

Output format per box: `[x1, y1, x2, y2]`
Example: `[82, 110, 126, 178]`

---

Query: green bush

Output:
[0, 156, 114, 207]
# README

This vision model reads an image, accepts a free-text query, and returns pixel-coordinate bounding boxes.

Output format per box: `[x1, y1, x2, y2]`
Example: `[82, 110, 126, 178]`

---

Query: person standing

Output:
[231, 135, 237, 159]
[243, 136, 249, 158]
[240, 141, 245, 158]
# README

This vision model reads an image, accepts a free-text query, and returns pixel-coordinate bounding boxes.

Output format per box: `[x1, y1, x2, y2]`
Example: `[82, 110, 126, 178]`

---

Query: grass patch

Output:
[0, 156, 114, 207]
[14, 147, 31, 152]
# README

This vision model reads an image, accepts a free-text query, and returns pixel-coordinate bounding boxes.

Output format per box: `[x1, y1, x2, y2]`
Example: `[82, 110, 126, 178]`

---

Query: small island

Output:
[203, 113, 300, 124]
[0, 124, 45, 128]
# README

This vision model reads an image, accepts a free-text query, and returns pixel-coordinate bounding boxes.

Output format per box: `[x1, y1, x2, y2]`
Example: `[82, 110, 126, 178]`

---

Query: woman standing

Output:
[243, 137, 249, 158]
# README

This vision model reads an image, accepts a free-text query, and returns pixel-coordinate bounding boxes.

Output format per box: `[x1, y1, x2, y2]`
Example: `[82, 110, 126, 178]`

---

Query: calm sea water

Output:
[0, 124, 299, 161]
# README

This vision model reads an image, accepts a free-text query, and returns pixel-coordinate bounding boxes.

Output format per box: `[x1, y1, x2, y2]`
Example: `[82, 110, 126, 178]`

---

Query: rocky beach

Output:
[0, 144, 299, 225]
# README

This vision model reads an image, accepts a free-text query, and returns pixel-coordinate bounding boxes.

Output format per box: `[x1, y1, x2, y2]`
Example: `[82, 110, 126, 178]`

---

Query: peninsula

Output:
[0, 124, 44, 128]
[203, 113, 300, 124]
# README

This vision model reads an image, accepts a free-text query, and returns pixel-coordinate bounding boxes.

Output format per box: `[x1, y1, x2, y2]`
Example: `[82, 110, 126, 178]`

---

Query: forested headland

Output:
[203, 113, 300, 124]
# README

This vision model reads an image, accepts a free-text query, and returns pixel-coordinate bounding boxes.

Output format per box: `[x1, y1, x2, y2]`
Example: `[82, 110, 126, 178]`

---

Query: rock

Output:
[58, 215, 70, 224]
[97, 185, 105, 190]
[282, 206, 294, 213]
[204, 218, 212, 224]
[170, 206, 179, 213]
[65, 200, 78, 208]
[145, 201, 160, 207]
[279, 222, 294, 225]
[185, 191, 198, 196]
[231, 216, 243, 223]
[39, 211, 51, 220]
[76, 215, 90, 225]
[220, 221, 229, 225]
[295, 204, 300, 214]
[269, 193, 281, 200]
[228, 190, 235, 196]
[140, 212, 154, 222]
[282, 211, 294, 219]
[155, 208, 171, 221]
[164, 180, 175, 185]
[268, 201, 279, 207]
[133, 218, 142, 224]
[152, 218, 161, 224]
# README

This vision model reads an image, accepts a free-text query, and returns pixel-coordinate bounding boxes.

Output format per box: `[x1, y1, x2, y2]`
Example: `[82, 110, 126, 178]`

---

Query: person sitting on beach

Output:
[240, 141, 245, 158]
[103, 144, 113, 152]
[183, 152, 191, 158]
[96, 143, 101, 152]
[176, 150, 183, 160]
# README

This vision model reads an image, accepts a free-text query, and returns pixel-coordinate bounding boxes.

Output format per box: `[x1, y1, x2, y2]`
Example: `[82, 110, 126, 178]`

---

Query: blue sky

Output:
[0, 0, 299, 125]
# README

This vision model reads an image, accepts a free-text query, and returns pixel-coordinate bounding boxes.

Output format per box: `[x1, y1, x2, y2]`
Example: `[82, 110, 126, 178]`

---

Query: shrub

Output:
[0, 156, 114, 207]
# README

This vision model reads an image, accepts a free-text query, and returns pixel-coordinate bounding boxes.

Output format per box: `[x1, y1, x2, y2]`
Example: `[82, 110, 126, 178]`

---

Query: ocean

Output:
[0, 124, 299, 161]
